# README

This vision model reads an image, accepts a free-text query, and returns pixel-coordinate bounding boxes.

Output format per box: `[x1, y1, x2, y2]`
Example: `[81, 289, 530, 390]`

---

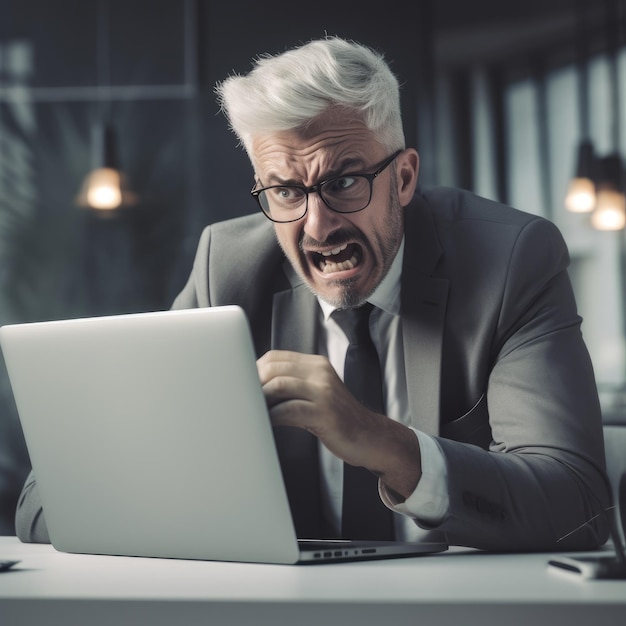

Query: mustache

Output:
[299, 228, 363, 251]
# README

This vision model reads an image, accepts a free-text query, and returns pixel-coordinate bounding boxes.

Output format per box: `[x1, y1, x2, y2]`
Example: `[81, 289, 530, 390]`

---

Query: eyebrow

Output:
[263, 156, 368, 187]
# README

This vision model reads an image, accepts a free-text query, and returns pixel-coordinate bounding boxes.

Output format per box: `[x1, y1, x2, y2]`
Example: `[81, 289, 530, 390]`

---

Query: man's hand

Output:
[257, 350, 422, 499]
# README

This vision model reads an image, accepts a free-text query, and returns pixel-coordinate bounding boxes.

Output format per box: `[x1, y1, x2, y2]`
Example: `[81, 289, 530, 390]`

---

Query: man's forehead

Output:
[250, 116, 379, 181]
[251, 144, 376, 187]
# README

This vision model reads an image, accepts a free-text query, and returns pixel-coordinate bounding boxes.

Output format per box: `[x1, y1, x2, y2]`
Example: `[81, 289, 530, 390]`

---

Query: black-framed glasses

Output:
[251, 150, 403, 223]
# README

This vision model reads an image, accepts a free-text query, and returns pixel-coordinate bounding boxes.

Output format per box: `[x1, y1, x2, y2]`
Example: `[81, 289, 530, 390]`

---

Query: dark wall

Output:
[0, 0, 433, 533]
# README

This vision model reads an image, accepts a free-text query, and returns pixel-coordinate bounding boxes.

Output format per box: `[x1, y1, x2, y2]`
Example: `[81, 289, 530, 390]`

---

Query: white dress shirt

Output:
[316, 238, 449, 541]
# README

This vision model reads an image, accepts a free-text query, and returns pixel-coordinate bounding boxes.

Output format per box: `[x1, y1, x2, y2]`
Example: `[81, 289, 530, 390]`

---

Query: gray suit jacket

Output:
[16, 187, 611, 550]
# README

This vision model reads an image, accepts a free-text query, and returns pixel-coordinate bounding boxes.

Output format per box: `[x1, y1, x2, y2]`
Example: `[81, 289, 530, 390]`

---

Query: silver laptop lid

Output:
[1, 307, 300, 564]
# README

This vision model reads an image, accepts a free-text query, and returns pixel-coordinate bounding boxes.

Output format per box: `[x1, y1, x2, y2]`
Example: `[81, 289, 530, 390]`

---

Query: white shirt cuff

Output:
[380, 429, 449, 525]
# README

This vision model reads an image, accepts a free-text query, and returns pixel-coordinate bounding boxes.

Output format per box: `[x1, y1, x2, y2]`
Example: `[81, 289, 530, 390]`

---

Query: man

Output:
[16, 37, 610, 550]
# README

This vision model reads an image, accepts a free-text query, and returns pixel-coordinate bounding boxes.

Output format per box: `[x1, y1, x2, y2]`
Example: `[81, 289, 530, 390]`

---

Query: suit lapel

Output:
[271, 262, 319, 353]
[270, 262, 326, 538]
[401, 196, 449, 437]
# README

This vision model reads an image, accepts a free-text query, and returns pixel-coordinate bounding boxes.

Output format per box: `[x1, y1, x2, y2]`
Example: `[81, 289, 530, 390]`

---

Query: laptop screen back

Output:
[1, 307, 301, 563]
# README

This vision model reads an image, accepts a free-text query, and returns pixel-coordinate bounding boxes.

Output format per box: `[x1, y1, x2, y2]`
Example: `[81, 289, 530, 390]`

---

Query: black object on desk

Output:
[0, 560, 19, 572]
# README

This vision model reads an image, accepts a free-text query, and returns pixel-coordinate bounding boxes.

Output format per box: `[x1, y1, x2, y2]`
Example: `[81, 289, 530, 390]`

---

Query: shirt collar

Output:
[318, 236, 404, 320]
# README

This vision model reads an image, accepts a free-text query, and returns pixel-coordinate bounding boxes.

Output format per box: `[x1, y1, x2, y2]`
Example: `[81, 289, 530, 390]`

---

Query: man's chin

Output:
[308, 275, 373, 309]
[290, 253, 376, 308]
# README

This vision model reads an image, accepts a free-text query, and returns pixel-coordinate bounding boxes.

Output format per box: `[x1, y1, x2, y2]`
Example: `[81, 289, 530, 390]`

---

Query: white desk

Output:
[0, 537, 624, 626]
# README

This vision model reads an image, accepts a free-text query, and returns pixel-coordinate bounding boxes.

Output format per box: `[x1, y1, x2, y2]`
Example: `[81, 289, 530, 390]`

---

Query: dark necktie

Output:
[332, 303, 395, 541]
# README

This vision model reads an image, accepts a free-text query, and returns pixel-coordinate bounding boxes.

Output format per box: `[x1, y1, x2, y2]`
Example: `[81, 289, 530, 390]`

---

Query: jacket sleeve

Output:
[171, 226, 212, 309]
[434, 217, 611, 551]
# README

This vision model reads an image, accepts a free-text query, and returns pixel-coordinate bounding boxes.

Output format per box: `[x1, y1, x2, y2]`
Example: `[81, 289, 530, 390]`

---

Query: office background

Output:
[0, 0, 625, 534]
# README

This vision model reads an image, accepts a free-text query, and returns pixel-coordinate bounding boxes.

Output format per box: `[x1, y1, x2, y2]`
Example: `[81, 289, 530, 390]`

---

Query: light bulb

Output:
[590, 187, 626, 230]
[84, 168, 122, 210]
[565, 177, 596, 213]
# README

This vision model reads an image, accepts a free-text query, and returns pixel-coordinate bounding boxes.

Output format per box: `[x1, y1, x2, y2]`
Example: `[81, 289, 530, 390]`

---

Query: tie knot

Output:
[332, 303, 374, 345]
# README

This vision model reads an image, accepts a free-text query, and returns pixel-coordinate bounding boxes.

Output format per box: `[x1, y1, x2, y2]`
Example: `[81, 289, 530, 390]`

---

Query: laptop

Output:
[0, 306, 447, 564]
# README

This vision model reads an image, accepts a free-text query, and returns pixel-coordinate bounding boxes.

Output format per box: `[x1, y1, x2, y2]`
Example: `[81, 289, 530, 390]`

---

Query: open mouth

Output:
[311, 242, 362, 274]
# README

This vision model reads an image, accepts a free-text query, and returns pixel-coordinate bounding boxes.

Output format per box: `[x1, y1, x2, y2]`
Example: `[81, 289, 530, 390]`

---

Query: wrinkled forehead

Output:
[249, 108, 382, 184]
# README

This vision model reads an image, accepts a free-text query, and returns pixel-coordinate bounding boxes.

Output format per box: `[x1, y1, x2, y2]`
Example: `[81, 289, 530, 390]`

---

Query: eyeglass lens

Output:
[258, 175, 373, 222]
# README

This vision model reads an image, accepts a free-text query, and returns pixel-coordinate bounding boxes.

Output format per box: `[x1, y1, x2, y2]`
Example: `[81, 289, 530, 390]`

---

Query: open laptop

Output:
[0, 306, 447, 564]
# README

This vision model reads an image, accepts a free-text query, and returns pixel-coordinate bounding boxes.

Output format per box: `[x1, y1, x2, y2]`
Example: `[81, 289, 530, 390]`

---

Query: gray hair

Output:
[215, 37, 405, 156]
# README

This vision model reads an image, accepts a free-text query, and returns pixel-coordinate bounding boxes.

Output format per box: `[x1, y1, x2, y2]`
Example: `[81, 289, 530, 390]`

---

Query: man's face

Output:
[250, 110, 418, 309]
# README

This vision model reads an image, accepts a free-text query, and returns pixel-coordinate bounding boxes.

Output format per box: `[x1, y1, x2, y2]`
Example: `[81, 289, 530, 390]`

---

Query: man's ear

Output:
[396, 149, 420, 206]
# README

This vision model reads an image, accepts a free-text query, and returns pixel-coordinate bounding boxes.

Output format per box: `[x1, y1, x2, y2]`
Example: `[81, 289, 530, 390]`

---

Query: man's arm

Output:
[438, 220, 610, 550]
[414, 216, 610, 550]
[258, 349, 422, 499]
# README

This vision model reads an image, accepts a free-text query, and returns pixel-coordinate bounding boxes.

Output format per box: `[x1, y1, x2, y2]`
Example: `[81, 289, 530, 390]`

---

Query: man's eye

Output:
[272, 187, 304, 204]
[327, 176, 356, 193]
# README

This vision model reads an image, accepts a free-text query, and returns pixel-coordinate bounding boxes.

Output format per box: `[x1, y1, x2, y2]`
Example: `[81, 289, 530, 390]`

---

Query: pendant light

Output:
[76, 123, 134, 211]
[591, 155, 626, 229]
[590, 0, 625, 230]
[565, 0, 597, 213]
[76, 0, 136, 212]
[565, 141, 597, 213]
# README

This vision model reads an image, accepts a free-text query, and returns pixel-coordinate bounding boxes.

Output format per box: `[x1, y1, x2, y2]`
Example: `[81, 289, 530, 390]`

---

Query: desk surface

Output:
[0, 537, 625, 626]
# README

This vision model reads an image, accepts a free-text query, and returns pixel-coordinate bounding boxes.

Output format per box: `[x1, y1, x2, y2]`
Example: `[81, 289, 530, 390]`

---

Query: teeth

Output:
[321, 243, 348, 257]
[319, 253, 358, 274]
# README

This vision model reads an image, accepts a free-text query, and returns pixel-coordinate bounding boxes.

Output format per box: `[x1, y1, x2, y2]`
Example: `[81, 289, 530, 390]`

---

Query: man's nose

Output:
[302, 192, 342, 242]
